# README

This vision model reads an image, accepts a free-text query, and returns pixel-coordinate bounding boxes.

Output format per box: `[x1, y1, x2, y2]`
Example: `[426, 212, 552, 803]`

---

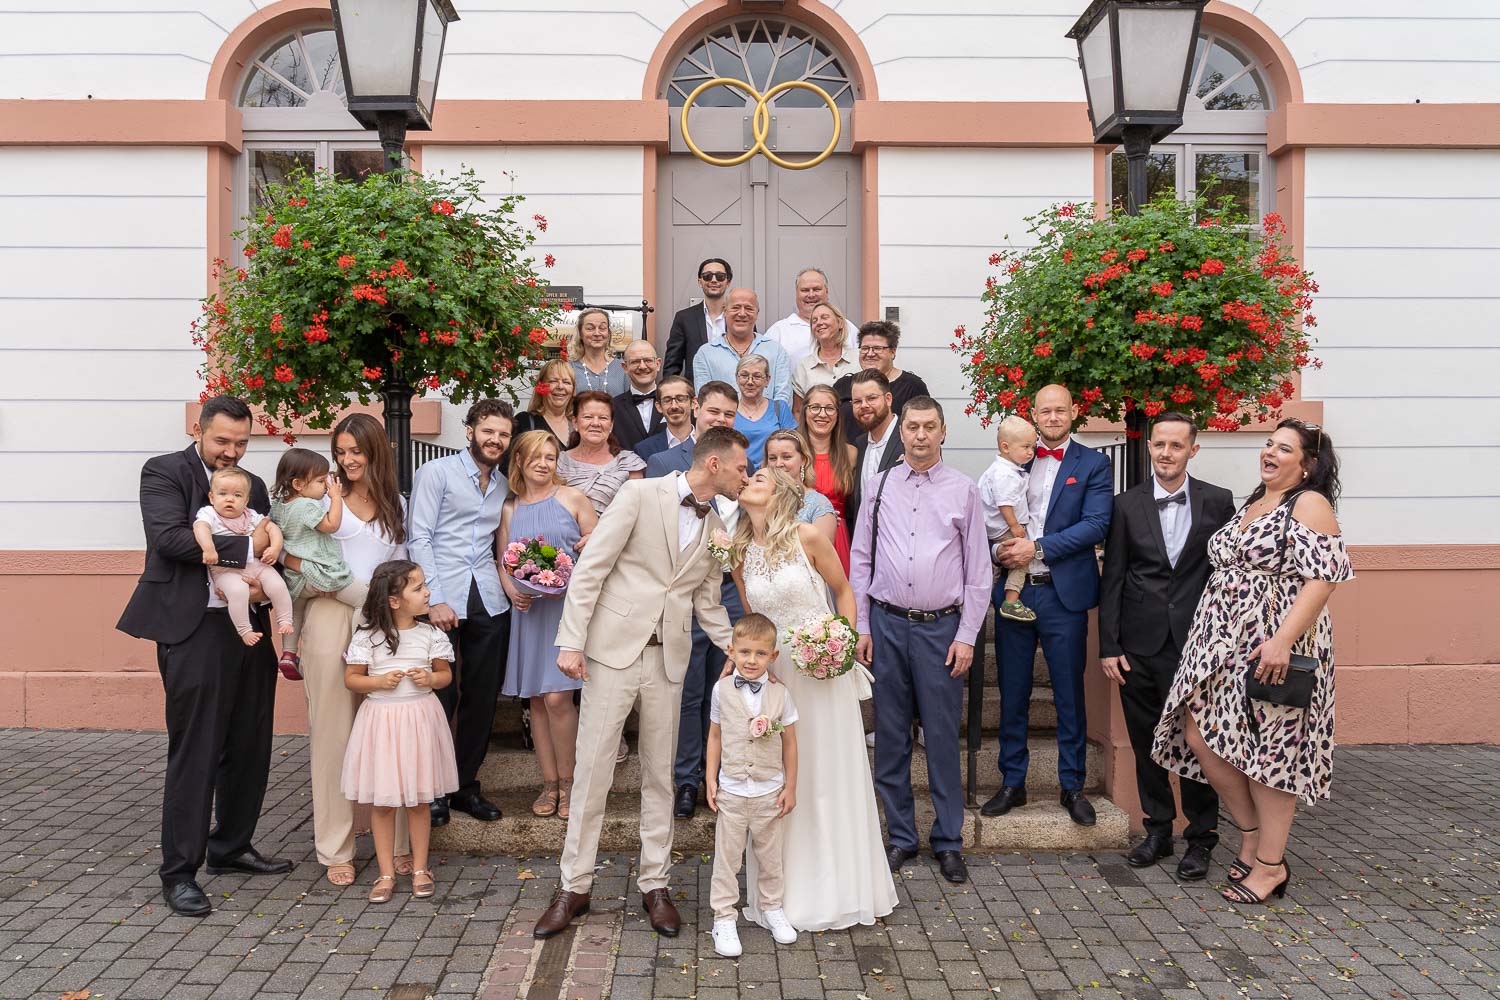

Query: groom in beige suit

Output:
[534, 425, 749, 939]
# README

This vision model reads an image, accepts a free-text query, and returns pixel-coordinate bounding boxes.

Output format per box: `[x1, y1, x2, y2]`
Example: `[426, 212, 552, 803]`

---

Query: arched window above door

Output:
[665, 18, 856, 108]
[239, 28, 345, 109]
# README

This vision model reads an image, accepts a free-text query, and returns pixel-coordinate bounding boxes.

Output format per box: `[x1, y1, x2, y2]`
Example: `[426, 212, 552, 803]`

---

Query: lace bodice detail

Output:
[742, 540, 830, 633]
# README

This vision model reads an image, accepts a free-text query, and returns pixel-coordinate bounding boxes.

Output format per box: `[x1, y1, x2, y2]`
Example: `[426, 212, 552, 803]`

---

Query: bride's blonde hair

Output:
[732, 467, 805, 567]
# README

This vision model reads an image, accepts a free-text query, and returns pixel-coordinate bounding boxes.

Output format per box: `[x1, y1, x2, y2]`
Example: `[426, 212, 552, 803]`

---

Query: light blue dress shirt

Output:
[691, 334, 794, 404]
[407, 449, 510, 618]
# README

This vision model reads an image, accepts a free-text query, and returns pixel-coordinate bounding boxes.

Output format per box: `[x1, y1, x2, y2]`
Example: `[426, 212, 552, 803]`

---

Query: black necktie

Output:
[681, 494, 711, 519]
[1156, 491, 1187, 510]
[734, 675, 763, 694]
[631, 392, 655, 406]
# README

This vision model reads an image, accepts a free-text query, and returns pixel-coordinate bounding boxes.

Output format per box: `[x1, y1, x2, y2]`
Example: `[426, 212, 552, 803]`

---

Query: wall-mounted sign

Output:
[541, 285, 584, 309]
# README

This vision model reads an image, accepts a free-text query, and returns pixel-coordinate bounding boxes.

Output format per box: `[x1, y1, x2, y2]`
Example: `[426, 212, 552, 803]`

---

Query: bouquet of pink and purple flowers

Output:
[784, 613, 858, 680]
[501, 535, 573, 597]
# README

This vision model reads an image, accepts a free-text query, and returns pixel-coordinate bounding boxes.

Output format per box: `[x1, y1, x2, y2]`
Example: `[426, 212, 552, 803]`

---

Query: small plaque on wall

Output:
[541, 285, 584, 309]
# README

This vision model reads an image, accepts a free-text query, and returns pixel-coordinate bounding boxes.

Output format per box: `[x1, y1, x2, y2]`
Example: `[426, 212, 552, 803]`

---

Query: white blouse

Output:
[331, 497, 407, 584]
[344, 624, 455, 700]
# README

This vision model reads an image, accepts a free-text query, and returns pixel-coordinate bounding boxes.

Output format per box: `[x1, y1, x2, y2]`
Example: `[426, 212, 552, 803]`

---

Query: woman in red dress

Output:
[798, 384, 858, 572]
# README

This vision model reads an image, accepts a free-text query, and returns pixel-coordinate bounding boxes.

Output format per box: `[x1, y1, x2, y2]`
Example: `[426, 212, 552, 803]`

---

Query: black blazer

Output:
[846, 426, 906, 532]
[663, 304, 709, 379]
[1098, 475, 1236, 659]
[117, 444, 271, 646]
[610, 388, 665, 451]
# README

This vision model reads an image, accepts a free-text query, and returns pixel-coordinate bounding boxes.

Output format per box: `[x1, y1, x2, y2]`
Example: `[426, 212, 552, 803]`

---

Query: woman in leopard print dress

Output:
[1153, 420, 1352, 905]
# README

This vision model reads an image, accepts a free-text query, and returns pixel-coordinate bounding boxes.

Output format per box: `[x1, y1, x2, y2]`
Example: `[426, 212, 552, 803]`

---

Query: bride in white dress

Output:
[731, 467, 897, 930]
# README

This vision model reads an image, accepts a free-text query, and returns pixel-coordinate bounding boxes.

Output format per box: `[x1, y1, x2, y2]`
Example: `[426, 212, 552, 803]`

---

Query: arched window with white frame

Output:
[1107, 29, 1273, 223]
[236, 27, 385, 221]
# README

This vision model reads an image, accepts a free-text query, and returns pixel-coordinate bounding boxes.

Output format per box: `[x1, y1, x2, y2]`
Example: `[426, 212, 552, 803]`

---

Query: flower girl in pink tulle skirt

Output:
[341, 560, 459, 903]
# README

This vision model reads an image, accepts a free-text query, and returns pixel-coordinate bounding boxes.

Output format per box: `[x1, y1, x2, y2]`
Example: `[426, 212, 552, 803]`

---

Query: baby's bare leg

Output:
[211, 568, 261, 644]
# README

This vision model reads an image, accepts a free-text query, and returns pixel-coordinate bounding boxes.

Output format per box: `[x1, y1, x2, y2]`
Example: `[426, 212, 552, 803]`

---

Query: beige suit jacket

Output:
[555, 474, 733, 682]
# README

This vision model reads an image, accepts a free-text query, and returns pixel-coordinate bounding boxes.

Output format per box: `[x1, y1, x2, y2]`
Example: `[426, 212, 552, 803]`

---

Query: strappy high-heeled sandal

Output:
[368, 874, 396, 904]
[1221, 857, 1290, 905]
[557, 778, 574, 821]
[1226, 827, 1258, 883]
[532, 780, 560, 817]
[411, 869, 436, 899]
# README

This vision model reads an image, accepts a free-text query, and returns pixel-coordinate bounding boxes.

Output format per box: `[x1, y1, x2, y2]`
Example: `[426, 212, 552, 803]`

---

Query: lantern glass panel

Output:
[338, 0, 420, 96]
[417, 0, 446, 114]
[1117, 7, 1197, 111]
[1078, 14, 1115, 128]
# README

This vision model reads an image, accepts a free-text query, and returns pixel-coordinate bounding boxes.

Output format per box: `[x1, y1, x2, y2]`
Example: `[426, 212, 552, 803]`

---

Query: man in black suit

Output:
[847, 369, 905, 532]
[662, 257, 732, 379]
[117, 395, 293, 917]
[611, 339, 666, 450]
[1098, 411, 1235, 881]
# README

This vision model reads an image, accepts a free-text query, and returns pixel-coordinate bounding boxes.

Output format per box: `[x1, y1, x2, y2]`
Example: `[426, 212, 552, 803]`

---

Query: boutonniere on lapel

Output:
[1065, 477, 1078, 486]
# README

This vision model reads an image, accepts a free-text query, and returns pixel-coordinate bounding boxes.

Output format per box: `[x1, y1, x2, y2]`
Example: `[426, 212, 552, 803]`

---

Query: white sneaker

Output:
[711, 918, 742, 957]
[865, 731, 876, 748]
[762, 907, 798, 945]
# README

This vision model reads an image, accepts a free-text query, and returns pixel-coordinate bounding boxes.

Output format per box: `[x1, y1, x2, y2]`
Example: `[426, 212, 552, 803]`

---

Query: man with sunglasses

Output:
[664, 258, 733, 379]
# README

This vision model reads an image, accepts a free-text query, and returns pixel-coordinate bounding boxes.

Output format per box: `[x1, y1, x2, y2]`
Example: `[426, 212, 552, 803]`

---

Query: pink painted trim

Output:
[0, 100, 241, 150]
[1269, 103, 1500, 155]
[1203, 2, 1304, 106]
[205, 0, 332, 102]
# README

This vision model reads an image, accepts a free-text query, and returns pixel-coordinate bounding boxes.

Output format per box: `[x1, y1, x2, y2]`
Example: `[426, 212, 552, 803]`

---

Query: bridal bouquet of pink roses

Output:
[502, 535, 573, 597]
[784, 613, 858, 680]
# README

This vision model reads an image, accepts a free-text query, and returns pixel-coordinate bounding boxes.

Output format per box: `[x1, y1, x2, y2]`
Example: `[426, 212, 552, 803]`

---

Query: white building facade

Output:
[2, 2, 1496, 772]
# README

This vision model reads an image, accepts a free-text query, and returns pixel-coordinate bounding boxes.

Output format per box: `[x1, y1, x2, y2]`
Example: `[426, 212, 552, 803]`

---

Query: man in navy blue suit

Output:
[642, 380, 747, 817]
[634, 376, 700, 466]
[983, 384, 1113, 826]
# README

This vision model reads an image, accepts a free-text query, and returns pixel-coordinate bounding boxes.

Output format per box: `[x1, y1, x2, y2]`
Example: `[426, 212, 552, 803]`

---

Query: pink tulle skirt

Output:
[341, 693, 459, 807]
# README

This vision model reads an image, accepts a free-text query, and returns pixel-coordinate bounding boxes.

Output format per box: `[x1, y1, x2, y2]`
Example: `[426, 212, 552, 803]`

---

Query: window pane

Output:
[1195, 152, 1260, 218]
[250, 149, 314, 208]
[1111, 151, 1178, 207]
[1205, 68, 1267, 110]
[259, 36, 316, 97]
[300, 29, 343, 92]
[241, 67, 305, 108]
[1195, 41, 1248, 99]
[334, 149, 386, 183]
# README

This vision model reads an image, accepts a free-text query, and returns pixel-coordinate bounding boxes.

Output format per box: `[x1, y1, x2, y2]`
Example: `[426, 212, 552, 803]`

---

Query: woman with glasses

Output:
[798, 384, 858, 573]
[792, 302, 857, 420]
[567, 308, 626, 396]
[1153, 419, 1351, 906]
[733, 354, 795, 468]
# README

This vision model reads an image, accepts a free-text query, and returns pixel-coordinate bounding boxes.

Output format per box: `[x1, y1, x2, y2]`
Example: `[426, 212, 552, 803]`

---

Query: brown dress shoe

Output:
[533, 890, 590, 939]
[641, 888, 680, 937]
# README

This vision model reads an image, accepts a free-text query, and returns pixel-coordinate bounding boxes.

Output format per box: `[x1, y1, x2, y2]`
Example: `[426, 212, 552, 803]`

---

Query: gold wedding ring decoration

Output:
[680, 77, 841, 170]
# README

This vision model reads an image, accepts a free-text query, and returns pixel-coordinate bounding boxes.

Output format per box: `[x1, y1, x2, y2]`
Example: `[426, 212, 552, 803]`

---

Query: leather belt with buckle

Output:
[872, 598, 960, 623]
[1026, 573, 1053, 586]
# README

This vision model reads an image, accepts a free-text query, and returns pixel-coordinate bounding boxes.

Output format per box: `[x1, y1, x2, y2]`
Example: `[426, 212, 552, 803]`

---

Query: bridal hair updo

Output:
[732, 466, 806, 568]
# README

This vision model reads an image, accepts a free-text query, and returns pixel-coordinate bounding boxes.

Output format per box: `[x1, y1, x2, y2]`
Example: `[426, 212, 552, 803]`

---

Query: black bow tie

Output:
[1156, 491, 1187, 509]
[733, 675, 763, 693]
[681, 494, 712, 519]
[631, 392, 655, 405]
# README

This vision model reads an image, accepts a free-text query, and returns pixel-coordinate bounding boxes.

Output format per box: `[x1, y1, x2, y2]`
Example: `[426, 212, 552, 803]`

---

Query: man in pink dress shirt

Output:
[850, 397, 992, 884]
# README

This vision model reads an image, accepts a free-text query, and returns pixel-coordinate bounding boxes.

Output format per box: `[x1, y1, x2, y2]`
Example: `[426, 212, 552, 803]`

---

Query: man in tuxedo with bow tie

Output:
[984, 384, 1113, 826]
[1099, 412, 1234, 879]
[612, 339, 667, 451]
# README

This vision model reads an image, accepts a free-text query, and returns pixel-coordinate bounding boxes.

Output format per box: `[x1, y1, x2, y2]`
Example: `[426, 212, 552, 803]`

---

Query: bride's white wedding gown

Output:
[740, 539, 897, 930]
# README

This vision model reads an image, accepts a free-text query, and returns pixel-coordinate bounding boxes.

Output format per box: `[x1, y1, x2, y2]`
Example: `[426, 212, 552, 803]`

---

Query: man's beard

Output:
[469, 438, 503, 470]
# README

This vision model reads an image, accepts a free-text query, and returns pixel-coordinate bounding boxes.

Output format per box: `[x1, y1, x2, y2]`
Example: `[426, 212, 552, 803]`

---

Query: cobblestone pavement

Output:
[1, 731, 1495, 1000]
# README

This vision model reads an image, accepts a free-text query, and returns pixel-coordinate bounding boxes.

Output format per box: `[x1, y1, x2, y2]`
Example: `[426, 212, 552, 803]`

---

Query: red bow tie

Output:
[1035, 447, 1065, 461]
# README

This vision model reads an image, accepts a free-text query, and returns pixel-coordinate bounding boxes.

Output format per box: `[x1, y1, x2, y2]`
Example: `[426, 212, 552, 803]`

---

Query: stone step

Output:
[430, 791, 1128, 856]
[473, 735, 1100, 798]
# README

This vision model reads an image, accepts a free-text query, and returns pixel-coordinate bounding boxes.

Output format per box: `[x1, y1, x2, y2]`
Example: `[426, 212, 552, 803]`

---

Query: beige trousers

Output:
[561, 645, 681, 894]
[299, 597, 406, 866]
[710, 788, 785, 921]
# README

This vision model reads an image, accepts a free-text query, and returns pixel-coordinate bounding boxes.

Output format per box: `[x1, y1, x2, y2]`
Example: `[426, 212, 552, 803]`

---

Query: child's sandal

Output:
[532, 780, 560, 817]
[368, 875, 396, 904]
[999, 601, 1037, 623]
[412, 869, 436, 899]
[557, 778, 575, 821]
[277, 650, 303, 681]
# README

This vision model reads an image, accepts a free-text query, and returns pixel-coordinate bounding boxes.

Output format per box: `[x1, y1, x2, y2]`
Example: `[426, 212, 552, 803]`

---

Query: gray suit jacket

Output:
[644, 439, 693, 479]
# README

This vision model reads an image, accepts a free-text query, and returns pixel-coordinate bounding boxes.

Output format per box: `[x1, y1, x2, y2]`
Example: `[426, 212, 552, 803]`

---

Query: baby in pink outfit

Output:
[193, 466, 294, 646]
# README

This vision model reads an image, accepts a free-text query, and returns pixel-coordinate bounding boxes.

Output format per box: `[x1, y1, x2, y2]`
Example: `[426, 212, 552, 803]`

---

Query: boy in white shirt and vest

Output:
[705, 613, 799, 957]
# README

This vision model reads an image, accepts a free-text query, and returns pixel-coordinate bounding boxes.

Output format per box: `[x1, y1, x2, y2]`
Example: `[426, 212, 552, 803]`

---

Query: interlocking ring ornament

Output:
[679, 77, 842, 170]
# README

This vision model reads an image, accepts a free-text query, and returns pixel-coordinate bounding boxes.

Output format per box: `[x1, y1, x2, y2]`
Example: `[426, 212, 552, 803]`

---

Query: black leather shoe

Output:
[1177, 843, 1213, 882]
[1060, 790, 1097, 827]
[1126, 831, 1174, 868]
[430, 796, 450, 827]
[673, 784, 698, 820]
[163, 880, 211, 917]
[885, 844, 919, 871]
[449, 790, 502, 822]
[935, 850, 968, 884]
[206, 846, 293, 876]
[980, 786, 1026, 817]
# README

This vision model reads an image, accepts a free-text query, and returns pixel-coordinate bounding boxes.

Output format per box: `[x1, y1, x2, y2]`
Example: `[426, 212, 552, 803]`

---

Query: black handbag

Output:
[1244, 492, 1321, 710]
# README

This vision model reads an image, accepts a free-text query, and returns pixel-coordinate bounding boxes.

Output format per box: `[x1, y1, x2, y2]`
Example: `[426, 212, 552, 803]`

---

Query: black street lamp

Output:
[331, 0, 460, 493]
[1067, 0, 1205, 485]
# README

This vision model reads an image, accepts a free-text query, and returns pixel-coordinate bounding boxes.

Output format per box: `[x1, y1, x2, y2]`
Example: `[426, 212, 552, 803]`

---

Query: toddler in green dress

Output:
[270, 448, 369, 681]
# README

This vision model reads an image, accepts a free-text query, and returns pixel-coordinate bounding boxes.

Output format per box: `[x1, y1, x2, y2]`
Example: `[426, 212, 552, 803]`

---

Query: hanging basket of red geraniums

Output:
[192, 166, 564, 442]
[954, 194, 1318, 437]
